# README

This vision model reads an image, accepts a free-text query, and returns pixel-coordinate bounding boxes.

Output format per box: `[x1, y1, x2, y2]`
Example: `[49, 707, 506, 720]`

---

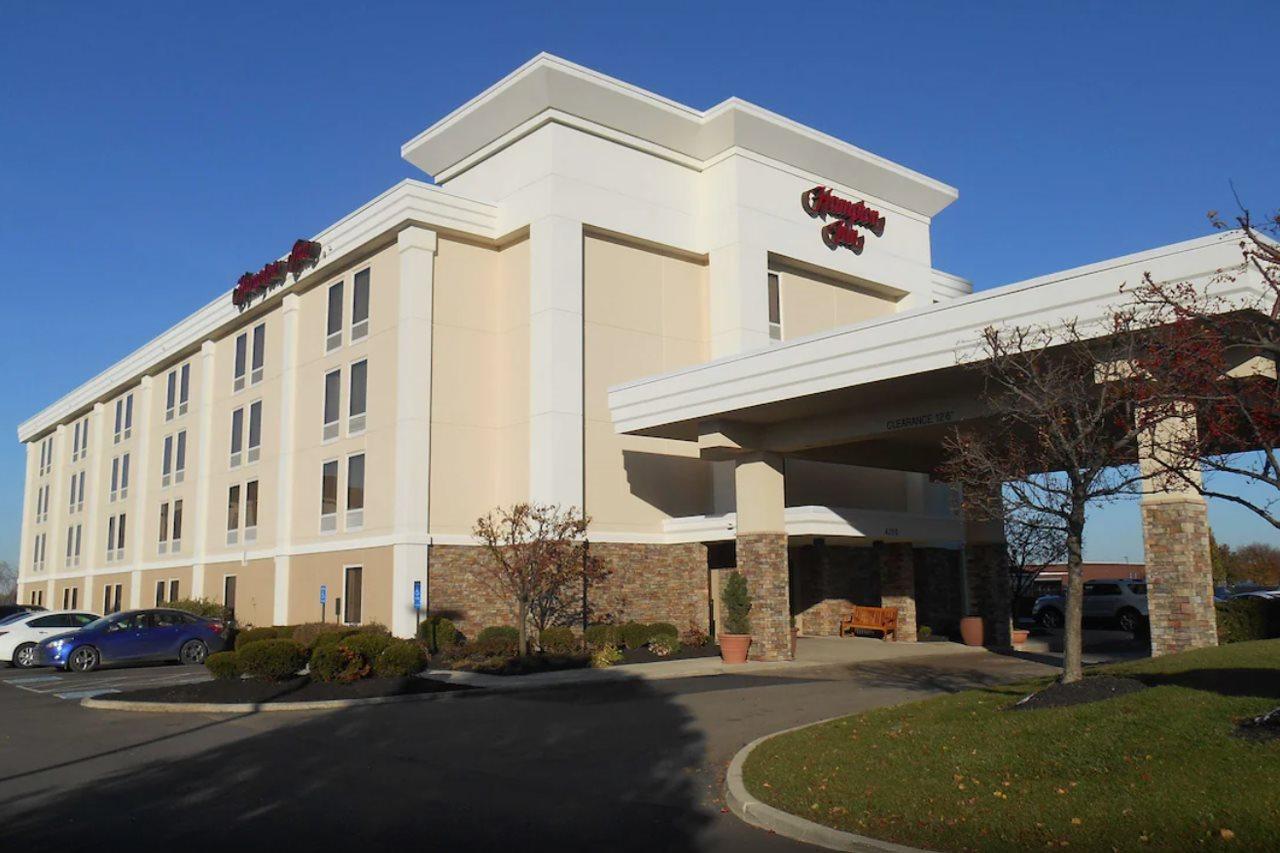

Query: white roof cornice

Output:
[17, 180, 499, 442]
[401, 53, 958, 218]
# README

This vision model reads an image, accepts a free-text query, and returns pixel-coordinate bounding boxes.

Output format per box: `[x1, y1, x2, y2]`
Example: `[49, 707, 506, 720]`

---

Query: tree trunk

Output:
[1062, 512, 1086, 684]
[518, 598, 529, 657]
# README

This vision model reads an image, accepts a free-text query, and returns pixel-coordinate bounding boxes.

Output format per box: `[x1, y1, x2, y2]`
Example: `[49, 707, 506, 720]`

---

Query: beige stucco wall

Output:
[288, 546, 392, 628]
[91, 571, 134, 613]
[429, 236, 530, 535]
[584, 234, 713, 534]
[138, 566, 194, 607]
[776, 263, 899, 341]
[785, 460, 911, 512]
[209, 558, 275, 628]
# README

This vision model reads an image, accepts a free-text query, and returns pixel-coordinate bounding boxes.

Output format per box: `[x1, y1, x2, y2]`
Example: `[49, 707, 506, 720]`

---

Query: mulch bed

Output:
[112, 676, 472, 705]
[429, 643, 722, 676]
[1011, 675, 1148, 711]
[1236, 707, 1280, 742]
[619, 643, 720, 665]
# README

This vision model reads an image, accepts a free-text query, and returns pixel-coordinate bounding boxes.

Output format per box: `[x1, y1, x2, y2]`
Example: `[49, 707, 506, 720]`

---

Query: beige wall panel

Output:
[209, 558, 275, 627]
[288, 546, 392, 628]
[53, 578, 83, 609]
[784, 460, 909, 512]
[779, 266, 897, 340]
[90, 571, 133, 613]
[430, 422, 502, 535]
[583, 236, 664, 335]
[139, 566, 194, 607]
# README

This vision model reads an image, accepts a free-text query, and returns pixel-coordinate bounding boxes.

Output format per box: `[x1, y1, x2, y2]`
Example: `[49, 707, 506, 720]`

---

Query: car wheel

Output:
[1117, 608, 1141, 634]
[67, 646, 100, 673]
[13, 643, 38, 669]
[1038, 608, 1063, 630]
[179, 639, 208, 665]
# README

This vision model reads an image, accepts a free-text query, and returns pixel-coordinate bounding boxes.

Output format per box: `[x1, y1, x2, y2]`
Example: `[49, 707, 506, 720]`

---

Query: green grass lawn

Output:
[743, 640, 1280, 852]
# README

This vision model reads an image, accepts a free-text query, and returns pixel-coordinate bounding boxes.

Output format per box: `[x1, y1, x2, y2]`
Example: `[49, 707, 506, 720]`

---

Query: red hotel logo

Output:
[232, 239, 323, 308]
[801, 186, 885, 254]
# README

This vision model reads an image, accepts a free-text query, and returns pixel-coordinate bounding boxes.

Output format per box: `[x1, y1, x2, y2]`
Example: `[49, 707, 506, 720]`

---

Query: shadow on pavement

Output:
[839, 659, 1030, 695]
[0, 679, 712, 851]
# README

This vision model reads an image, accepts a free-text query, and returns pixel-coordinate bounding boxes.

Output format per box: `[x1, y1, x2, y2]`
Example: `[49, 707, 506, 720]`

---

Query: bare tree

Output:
[941, 321, 1152, 683]
[1005, 511, 1067, 605]
[473, 503, 591, 654]
[0, 560, 16, 606]
[1123, 206, 1280, 528]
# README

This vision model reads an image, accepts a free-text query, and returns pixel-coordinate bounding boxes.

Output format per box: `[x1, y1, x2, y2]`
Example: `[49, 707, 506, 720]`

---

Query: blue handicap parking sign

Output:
[320, 584, 328, 604]
[413, 580, 422, 610]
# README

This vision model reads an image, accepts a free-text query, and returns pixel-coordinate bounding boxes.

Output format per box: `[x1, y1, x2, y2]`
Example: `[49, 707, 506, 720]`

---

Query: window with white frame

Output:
[103, 583, 122, 615]
[234, 330, 248, 392]
[175, 431, 186, 483]
[226, 484, 240, 545]
[320, 460, 338, 533]
[247, 401, 262, 464]
[172, 498, 183, 552]
[67, 471, 85, 514]
[35, 483, 49, 524]
[72, 420, 82, 462]
[251, 323, 265, 385]
[158, 502, 170, 554]
[767, 272, 782, 342]
[116, 393, 133, 442]
[63, 586, 79, 610]
[346, 453, 365, 530]
[78, 417, 89, 459]
[165, 363, 190, 420]
[244, 480, 258, 543]
[37, 437, 49, 476]
[230, 407, 244, 467]
[110, 453, 130, 502]
[162, 435, 174, 487]
[158, 498, 184, 555]
[323, 369, 341, 440]
[32, 532, 46, 571]
[106, 513, 126, 562]
[351, 269, 370, 341]
[169, 578, 180, 602]
[348, 360, 367, 434]
[326, 281, 344, 351]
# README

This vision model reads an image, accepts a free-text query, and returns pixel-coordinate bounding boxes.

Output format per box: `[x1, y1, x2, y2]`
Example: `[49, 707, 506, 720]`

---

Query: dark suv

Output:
[1032, 579, 1148, 633]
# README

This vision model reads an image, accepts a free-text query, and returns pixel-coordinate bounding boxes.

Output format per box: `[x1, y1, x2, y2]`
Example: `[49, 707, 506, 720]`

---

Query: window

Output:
[38, 436, 54, 476]
[67, 471, 85, 514]
[247, 401, 262, 464]
[169, 579, 180, 602]
[79, 418, 89, 459]
[251, 323, 265, 385]
[62, 587, 79, 610]
[65, 524, 81, 568]
[110, 453, 131, 502]
[158, 502, 169, 554]
[351, 269, 370, 341]
[175, 431, 187, 484]
[33, 533, 46, 571]
[164, 363, 190, 420]
[323, 369, 341, 440]
[230, 407, 244, 467]
[343, 565, 363, 624]
[321, 460, 338, 533]
[35, 483, 49, 524]
[767, 272, 782, 342]
[155, 580, 166, 606]
[346, 453, 365, 530]
[348, 360, 367, 434]
[103, 583, 122, 615]
[234, 331, 248, 392]
[162, 435, 173, 487]
[326, 281, 344, 351]
[172, 499, 183, 552]
[113, 394, 134, 443]
[226, 484, 241, 546]
[244, 480, 259, 543]
[223, 575, 237, 620]
[166, 370, 176, 420]
[179, 363, 190, 415]
[72, 421, 82, 461]
[107, 513, 126, 562]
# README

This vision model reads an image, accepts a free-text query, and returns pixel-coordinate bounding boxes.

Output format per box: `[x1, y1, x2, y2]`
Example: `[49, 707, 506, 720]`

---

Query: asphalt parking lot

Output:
[0, 661, 210, 701]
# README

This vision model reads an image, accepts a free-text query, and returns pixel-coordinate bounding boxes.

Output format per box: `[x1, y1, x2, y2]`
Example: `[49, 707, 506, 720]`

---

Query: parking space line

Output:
[6, 675, 61, 685]
[54, 689, 122, 700]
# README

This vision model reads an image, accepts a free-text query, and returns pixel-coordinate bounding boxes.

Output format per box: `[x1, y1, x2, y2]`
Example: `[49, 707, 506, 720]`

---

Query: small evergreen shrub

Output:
[375, 639, 428, 678]
[539, 626, 577, 654]
[417, 616, 461, 652]
[310, 644, 370, 683]
[338, 631, 393, 660]
[584, 624, 621, 650]
[620, 621, 651, 650]
[649, 633, 681, 657]
[292, 622, 351, 648]
[238, 639, 308, 681]
[205, 651, 241, 680]
[646, 622, 678, 641]
[234, 627, 280, 651]
[167, 597, 230, 621]
[475, 626, 519, 655]
[1217, 598, 1280, 643]
[312, 629, 361, 651]
[721, 571, 752, 635]
[478, 626, 519, 643]
[591, 645, 622, 668]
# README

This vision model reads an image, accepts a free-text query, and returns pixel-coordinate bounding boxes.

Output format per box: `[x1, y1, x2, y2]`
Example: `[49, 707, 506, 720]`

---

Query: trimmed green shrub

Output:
[292, 622, 351, 648]
[310, 644, 370, 683]
[205, 651, 241, 680]
[584, 624, 620, 650]
[478, 626, 519, 643]
[591, 645, 622, 668]
[234, 627, 281, 651]
[238, 639, 308, 681]
[339, 631, 393, 660]
[649, 633, 681, 657]
[1217, 598, 1280, 643]
[312, 629, 361, 651]
[646, 622, 678, 641]
[620, 621, 651, 650]
[168, 597, 230, 621]
[375, 639, 428, 678]
[539, 626, 577, 654]
[417, 616, 461, 653]
[721, 570, 752, 635]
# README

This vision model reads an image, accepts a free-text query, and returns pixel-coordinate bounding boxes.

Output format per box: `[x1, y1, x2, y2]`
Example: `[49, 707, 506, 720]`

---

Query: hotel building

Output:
[17, 55, 1243, 658]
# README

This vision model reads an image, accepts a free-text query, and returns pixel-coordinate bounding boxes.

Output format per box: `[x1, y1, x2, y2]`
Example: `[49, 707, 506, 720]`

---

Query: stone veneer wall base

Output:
[1141, 497, 1218, 656]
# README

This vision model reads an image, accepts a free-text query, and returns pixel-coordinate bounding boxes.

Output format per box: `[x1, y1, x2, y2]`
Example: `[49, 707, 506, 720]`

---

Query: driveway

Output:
[0, 652, 1053, 851]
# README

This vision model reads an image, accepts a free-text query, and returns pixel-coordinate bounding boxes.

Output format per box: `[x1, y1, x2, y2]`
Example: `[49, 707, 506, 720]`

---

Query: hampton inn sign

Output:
[802, 185, 886, 254]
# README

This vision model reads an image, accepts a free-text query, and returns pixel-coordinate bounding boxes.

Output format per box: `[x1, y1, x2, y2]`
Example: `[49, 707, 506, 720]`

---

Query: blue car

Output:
[38, 608, 229, 672]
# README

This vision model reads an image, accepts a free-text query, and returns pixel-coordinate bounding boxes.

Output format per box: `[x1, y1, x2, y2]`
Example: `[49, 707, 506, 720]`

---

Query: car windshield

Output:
[82, 613, 134, 632]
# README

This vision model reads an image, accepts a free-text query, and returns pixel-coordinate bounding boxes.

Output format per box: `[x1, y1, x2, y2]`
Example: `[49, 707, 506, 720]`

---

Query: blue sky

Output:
[1, 1, 1277, 566]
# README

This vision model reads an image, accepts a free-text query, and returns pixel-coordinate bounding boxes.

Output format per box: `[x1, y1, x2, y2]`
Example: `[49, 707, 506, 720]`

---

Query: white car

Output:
[0, 610, 100, 668]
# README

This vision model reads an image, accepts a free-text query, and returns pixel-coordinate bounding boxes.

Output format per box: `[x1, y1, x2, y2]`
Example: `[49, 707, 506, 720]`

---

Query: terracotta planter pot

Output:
[959, 616, 985, 647]
[1011, 628, 1030, 646]
[719, 633, 752, 664]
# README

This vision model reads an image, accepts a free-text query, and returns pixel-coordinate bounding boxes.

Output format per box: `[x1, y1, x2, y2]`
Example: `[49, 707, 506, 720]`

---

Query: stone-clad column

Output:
[879, 542, 917, 642]
[1140, 402, 1216, 656]
[734, 452, 791, 661]
[964, 515, 1012, 648]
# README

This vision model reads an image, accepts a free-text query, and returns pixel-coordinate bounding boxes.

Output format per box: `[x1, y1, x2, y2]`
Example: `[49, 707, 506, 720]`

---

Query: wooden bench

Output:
[839, 605, 899, 641]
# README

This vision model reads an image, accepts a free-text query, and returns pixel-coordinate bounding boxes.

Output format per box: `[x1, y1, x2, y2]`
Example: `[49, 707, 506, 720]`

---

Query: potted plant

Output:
[719, 570, 753, 664]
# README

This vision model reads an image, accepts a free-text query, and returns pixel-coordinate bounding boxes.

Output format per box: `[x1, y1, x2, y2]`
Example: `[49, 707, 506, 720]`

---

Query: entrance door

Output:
[343, 566, 363, 625]
[223, 576, 237, 620]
